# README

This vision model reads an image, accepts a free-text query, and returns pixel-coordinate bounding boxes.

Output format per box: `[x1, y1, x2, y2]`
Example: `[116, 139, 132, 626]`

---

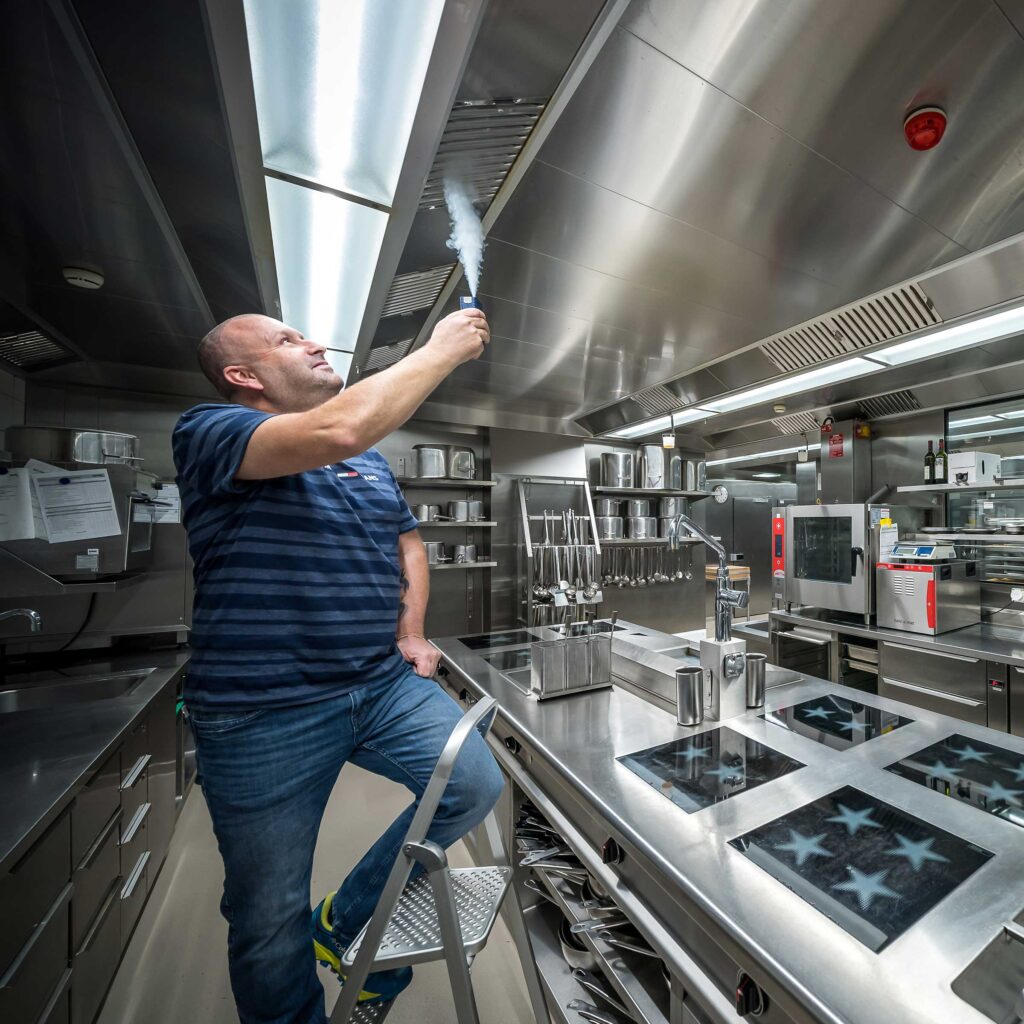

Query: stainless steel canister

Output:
[626, 499, 651, 517]
[467, 500, 485, 521]
[412, 503, 442, 523]
[627, 516, 657, 539]
[595, 516, 624, 540]
[637, 444, 667, 489]
[447, 500, 472, 521]
[594, 498, 622, 516]
[696, 461, 707, 491]
[447, 446, 476, 479]
[601, 452, 634, 488]
[684, 460, 699, 491]
[659, 497, 687, 517]
[676, 666, 704, 726]
[454, 544, 477, 563]
[658, 517, 678, 538]
[424, 542, 450, 564]
[666, 451, 683, 490]
[746, 653, 767, 708]
[413, 444, 447, 478]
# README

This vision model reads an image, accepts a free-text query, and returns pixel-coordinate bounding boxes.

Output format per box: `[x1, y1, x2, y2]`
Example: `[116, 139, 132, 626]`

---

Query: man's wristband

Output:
[397, 633, 425, 641]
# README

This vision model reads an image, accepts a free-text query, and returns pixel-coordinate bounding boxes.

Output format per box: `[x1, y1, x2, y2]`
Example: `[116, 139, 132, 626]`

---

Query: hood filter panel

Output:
[772, 411, 821, 435]
[0, 331, 73, 370]
[857, 389, 922, 421]
[632, 384, 681, 415]
[761, 282, 940, 374]
[380, 264, 456, 319]
[363, 338, 415, 375]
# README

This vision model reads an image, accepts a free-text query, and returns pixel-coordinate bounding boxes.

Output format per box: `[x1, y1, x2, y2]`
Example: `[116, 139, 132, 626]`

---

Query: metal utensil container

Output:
[601, 452, 634, 488]
[627, 516, 657, 539]
[589, 633, 612, 687]
[626, 499, 651, 517]
[746, 653, 767, 708]
[565, 636, 590, 690]
[531, 640, 566, 696]
[5, 425, 142, 465]
[596, 516, 624, 540]
[676, 666, 704, 726]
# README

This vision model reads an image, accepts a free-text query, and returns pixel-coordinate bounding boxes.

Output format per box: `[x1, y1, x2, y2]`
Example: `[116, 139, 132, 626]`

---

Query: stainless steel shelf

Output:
[600, 537, 700, 546]
[592, 486, 709, 499]
[416, 521, 497, 528]
[898, 479, 1024, 493]
[429, 561, 498, 571]
[396, 478, 497, 489]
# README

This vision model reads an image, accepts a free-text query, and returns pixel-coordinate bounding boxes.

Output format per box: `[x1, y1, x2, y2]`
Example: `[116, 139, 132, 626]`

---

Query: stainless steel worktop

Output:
[0, 649, 189, 874]
[771, 607, 1024, 667]
[434, 621, 1024, 1024]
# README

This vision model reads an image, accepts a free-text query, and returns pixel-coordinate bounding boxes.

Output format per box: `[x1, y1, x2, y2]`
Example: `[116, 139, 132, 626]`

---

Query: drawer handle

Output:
[882, 641, 980, 664]
[121, 850, 150, 901]
[121, 753, 151, 790]
[78, 879, 120, 954]
[33, 967, 71, 1024]
[120, 802, 151, 846]
[0, 882, 72, 989]
[882, 676, 985, 708]
[79, 808, 122, 871]
[780, 633, 831, 647]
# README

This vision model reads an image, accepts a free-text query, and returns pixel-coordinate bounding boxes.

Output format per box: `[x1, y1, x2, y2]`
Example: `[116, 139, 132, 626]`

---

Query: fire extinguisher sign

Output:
[829, 433, 844, 458]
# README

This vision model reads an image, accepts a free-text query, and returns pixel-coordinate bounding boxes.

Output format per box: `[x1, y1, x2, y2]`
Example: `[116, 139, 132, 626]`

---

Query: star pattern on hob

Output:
[774, 829, 833, 867]
[702, 763, 742, 782]
[826, 803, 882, 835]
[675, 745, 710, 762]
[953, 743, 991, 764]
[1009, 762, 1024, 784]
[832, 866, 900, 912]
[885, 834, 949, 872]
[836, 717, 872, 733]
[927, 760, 962, 784]
[800, 706, 835, 722]
[986, 780, 1024, 806]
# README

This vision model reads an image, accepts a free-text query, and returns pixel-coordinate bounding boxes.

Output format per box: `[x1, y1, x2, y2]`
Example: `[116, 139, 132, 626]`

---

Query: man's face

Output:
[226, 316, 343, 411]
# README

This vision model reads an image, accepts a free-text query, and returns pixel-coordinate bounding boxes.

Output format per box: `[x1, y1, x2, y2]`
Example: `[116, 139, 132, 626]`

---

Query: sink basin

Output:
[0, 670, 154, 713]
[952, 917, 1024, 1022]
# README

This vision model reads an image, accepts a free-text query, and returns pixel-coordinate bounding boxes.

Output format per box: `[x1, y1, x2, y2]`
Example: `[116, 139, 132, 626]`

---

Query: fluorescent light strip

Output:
[948, 415, 1001, 428]
[949, 423, 1024, 442]
[871, 303, 1024, 367]
[604, 408, 717, 439]
[752, 472, 781, 478]
[707, 445, 807, 467]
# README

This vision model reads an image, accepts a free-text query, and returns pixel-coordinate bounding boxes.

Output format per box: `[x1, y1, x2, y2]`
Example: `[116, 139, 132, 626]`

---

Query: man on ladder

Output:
[173, 305, 503, 1024]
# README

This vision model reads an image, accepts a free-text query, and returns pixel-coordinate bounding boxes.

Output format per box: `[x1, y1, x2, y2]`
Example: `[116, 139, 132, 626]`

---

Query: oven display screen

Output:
[793, 517, 853, 584]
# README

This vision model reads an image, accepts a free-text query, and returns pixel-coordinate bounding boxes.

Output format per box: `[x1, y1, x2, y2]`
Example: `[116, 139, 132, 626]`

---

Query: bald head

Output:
[196, 314, 342, 412]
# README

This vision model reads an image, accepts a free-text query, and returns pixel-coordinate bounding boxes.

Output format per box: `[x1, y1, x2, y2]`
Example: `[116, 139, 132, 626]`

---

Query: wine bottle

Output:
[935, 438, 948, 484]
[924, 440, 935, 484]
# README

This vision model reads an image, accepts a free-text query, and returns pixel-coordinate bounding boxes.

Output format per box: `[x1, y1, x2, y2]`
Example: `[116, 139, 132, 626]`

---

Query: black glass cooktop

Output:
[618, 727, 805, 813]
[458, 630, 538, 651]
[885, 733, 1024, 830]
[762, 695, 913, 750]
[730, 786, 993, 952]
[481, 649, 532, 672]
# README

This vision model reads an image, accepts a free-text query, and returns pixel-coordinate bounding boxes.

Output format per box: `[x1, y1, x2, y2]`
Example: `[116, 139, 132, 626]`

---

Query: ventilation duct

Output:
[760, 282, 940, 374]
[856, 389, 922, 421]
[418, 98, 547, 210]
[380, 264, 456, 319]
[0, 331, 74, 371]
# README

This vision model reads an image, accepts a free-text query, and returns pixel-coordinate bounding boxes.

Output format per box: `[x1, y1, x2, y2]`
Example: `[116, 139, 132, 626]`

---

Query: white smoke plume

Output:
[443, 176, 486, 298]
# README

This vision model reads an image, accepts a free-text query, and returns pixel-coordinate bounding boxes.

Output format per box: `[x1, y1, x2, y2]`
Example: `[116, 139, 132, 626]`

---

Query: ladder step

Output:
[338, 998, 394, 1024]
[342, 866, 511, 969]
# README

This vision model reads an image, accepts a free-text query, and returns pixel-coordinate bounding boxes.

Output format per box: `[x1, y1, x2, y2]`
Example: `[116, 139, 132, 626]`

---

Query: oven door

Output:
[785, 504, 870, 615]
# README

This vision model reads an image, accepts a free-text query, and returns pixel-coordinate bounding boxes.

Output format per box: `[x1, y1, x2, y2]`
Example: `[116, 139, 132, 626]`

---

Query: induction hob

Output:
[885, 733, 1024, 830]
[481, 649, 532, 672]
[458, 630, 539, 651]
[762, 695, 913, 751]
[618, 727, 805, 813]
[730, 785, 993, 951]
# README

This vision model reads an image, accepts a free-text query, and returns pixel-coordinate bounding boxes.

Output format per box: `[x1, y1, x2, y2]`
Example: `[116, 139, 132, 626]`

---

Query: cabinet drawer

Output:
[71, 753, 119, 868]
[37, 968, 71, 1024]
[70, 880, 121, 1024]
[71, 810, 121, 953]
[880, 676, 988, 726]
[120, 851, 150, 950]
[120, 719, 150, 785]
[119, 802, 150, 879]
[119, 754, 149, 826]
[0, 884, 70, 1024]
[0, 814, 70, 978]
[879, 641, 985, 702]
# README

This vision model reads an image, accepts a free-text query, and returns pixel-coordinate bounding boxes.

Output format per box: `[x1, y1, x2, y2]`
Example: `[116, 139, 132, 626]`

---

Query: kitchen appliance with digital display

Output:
[876, 545, 980, 635]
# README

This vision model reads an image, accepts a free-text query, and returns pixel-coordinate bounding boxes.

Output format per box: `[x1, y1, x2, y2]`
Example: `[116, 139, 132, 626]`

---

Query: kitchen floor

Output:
[98, 764, 533, 1024]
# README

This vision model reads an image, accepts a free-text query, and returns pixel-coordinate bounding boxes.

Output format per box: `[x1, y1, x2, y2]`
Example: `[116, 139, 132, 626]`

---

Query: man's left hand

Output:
[398, 635, 441, 678]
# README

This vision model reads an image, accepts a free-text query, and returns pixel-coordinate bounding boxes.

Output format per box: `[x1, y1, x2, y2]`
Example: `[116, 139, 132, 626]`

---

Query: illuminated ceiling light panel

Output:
[604, 407, 718, 439]
[949, 424, 1024, 442]
[948, 415, 1001, 427]
[870, 303, 1024, 367]
[243, 0, 445, 206]
[700, 357, 879, 415]
[265, 176, 387, 356]
[707, 446, 807, 467]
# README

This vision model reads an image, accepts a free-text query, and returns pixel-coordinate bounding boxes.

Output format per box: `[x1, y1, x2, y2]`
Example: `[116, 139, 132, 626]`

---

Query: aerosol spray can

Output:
[459, 296, 482, 311]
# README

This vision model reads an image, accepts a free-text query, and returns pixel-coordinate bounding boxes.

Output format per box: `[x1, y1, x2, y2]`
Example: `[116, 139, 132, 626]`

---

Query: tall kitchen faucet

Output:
[0, 608, 42, 632]
[668, 514, 748, 642]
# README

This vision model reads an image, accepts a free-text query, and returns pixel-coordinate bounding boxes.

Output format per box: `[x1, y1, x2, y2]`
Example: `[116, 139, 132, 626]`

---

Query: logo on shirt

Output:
[333, 470, 380, 481]
[363, 474, 380, 481]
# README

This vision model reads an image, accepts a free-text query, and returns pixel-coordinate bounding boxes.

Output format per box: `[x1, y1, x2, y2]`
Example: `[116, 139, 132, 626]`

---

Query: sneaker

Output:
[312, 892, 412, 1003]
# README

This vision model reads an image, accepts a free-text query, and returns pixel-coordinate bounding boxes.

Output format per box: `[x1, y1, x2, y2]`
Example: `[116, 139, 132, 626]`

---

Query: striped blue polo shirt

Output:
[172, 403, 419, 709]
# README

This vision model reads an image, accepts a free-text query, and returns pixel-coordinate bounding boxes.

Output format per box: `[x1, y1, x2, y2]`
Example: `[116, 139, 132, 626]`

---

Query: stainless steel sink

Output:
[0, 669, 155, 713]
[952, 917, 1024, 1023]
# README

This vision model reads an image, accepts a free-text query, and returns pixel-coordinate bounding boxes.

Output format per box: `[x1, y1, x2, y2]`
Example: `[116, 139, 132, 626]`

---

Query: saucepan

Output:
[423, 542, 451, 564]
[454, 544, 477, 563]
[594, 498, 622, 516]
[413, 504, 443, 523]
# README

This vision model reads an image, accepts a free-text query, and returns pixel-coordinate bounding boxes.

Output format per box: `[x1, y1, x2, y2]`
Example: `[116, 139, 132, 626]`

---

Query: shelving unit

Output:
[417, 521, 497, 528]
[897, 479, 1024, 493]
[592, 485, 710, 500]
[396, 477, 497, 489]
[429, 561, 498, 571]
[601, 537, 700, 547]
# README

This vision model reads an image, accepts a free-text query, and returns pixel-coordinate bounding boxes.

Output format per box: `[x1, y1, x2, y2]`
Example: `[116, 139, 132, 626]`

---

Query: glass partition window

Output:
[793, 517, 853, 584]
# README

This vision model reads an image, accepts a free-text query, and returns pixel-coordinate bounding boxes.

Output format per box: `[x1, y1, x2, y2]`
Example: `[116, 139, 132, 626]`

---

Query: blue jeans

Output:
[189, 668, 504, 1024]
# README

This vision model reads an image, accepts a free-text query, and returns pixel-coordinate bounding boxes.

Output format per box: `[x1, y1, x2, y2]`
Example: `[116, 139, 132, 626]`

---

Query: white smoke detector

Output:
[62, 267, 104, 290]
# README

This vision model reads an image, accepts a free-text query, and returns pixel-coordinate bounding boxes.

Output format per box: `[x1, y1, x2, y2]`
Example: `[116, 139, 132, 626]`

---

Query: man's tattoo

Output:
[397, 569, 409, 621]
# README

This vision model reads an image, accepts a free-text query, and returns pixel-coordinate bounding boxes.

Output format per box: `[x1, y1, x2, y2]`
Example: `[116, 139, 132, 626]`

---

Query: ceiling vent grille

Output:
[419, 98, 547, 211]
[363, 338, 415, 375]
[0, 331, 72, 370]
[632, 384, 681, 415]
[771, 411, 821, 435]
[380, 265, 456, 319]
[857, 389, 922, 420]
[760, 282, 940, 374]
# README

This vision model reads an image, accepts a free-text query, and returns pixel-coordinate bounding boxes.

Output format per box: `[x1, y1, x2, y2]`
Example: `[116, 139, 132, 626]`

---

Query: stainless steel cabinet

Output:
[878, 641, 987, 726]
[1012, 667, 1024, 737]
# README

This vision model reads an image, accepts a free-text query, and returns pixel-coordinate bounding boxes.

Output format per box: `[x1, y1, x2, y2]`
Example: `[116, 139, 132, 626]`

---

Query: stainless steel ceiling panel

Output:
[624, 0, 1024, 251]
[921, 234, 1024, 320]
[534, 27, 967, 297]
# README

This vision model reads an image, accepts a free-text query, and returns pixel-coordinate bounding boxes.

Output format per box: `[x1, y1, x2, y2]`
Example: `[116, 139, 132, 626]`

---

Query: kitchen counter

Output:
[0, 649, 189, 875]
[434, 621, 1024, 1024]
[771, 607, 1024, 667]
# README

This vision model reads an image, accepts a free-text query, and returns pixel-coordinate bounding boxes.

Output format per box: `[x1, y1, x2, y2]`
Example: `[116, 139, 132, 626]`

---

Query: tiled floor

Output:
[97, 763, 533, 1024]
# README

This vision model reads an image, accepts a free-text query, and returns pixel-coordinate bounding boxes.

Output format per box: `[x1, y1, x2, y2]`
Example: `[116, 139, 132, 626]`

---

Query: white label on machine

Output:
[879, 524, 899, 561]
[32, 468, 121, 543]
[75, 551, 100, 571]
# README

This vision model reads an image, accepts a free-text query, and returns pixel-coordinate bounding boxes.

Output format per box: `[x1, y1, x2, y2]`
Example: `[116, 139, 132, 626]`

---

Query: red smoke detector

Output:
[903, 106, 947, 151]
